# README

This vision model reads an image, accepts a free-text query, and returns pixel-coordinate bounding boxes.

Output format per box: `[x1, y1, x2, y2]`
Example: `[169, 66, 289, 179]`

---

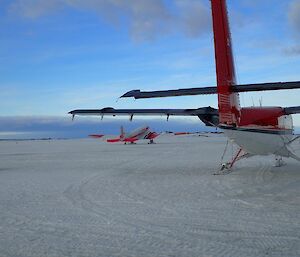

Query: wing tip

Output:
[120, 90, 141, 98]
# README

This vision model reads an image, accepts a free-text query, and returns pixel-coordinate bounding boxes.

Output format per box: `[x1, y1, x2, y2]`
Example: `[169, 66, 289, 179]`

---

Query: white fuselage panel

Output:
[224, 129, 293, 157]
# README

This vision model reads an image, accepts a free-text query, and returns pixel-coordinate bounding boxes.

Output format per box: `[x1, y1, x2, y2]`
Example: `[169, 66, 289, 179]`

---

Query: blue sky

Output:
[1, 0, 300, 137]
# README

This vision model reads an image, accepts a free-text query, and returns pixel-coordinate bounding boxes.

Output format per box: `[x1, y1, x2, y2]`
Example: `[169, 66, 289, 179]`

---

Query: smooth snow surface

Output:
[0, 134, 299, 257]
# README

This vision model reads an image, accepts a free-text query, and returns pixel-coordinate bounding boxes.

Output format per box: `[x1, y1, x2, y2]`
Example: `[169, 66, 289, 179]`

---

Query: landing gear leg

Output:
[216, 148, 250, 175]
[148, 139, 155, 144]
[218, 148, 242, 174]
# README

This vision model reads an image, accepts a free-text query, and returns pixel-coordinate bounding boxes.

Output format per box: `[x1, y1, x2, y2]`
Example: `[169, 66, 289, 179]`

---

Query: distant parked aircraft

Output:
[105, 126, 159, 144]
[88, 134, 104, 138]
[174, 132, 196, 136]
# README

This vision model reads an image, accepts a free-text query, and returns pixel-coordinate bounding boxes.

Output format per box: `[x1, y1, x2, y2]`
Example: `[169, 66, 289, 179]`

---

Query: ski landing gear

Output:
[274, 156, 285, 167]
[217, 149, 250, 175]
[124, 142, 136, 145]
[215, 140, 251, 175]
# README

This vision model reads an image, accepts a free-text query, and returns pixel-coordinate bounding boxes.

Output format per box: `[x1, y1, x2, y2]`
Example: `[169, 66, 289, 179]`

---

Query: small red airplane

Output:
[107, 126, 159, 144]
[69, 0, 300, 170]
[90, 126, 159, 144]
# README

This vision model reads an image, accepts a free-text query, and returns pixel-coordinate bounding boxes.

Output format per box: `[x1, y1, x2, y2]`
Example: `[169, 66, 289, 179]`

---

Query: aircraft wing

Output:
[68, 105, 300, 129]
[69, 107, 219, 127]
[120, 81, 300, 99]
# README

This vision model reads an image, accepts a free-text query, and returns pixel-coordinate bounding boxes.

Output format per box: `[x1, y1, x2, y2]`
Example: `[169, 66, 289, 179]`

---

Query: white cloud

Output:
[283, 45, 300, 55]
[288, 0, 300, 35]
[175, 0, 211, 38]
[8, 0, 211, 41]
[9, 0, 63, 18]
[283, 0, 300, 56]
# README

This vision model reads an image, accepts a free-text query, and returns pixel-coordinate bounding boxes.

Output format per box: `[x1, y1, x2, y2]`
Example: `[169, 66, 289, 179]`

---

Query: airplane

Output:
[69, 0, 300, 171]
[105, 126, 159, 144]
[173, 132, 210, 138]
[88, 134, 104, 138]
[174, 132, 194, 136]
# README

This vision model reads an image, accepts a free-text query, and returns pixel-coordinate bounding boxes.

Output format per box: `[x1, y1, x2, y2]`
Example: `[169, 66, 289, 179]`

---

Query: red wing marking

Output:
[107, 138, 121, 143]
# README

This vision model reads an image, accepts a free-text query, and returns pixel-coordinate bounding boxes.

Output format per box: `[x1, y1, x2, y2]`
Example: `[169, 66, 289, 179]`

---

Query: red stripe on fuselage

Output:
[107, 138, 121, 143]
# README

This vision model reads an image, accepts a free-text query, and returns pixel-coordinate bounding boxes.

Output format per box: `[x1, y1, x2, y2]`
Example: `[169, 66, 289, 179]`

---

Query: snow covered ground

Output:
[0, 134, 299, 257]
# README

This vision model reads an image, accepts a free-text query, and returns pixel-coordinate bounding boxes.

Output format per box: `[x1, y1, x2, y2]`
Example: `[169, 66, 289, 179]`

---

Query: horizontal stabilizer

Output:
[120, 81, 300, 99]
[284, 106, 300, 115]
[234, 81, 300, 93]
[121, 87, 216, 98]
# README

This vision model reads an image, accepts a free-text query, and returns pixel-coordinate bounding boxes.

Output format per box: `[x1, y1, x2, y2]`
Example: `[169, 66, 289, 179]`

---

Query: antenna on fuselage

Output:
[259, 97, 263, 107]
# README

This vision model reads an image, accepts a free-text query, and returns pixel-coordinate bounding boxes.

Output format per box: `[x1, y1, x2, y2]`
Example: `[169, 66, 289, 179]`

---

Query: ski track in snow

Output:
[0, 134, 299, 257]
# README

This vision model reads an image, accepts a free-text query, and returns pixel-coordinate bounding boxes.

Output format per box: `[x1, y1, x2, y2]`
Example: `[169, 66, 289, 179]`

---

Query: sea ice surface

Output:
[0, 134, 299, 257]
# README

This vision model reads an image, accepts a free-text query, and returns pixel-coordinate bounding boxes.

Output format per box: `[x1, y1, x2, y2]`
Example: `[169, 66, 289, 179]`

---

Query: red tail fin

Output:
[211, 0, 240, 125]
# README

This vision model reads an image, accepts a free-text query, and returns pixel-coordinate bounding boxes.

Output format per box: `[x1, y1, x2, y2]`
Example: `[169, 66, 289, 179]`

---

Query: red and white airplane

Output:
[69, 0, 300, 170]
[105, 126, 159, 144]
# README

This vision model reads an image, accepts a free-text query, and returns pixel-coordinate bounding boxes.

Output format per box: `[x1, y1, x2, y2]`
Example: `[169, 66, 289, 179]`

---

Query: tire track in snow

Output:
[62, 160, 251, 256]
[196, 158, 300, 252]
[61, 157, 300, 256]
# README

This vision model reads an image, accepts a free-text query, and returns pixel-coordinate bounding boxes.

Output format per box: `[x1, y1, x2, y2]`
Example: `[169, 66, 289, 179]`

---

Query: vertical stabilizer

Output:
[211, 0, 240, 125]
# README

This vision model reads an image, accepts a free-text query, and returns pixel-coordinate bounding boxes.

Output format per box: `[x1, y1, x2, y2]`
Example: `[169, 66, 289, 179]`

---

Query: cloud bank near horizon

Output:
[0, 116, 213, 139]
